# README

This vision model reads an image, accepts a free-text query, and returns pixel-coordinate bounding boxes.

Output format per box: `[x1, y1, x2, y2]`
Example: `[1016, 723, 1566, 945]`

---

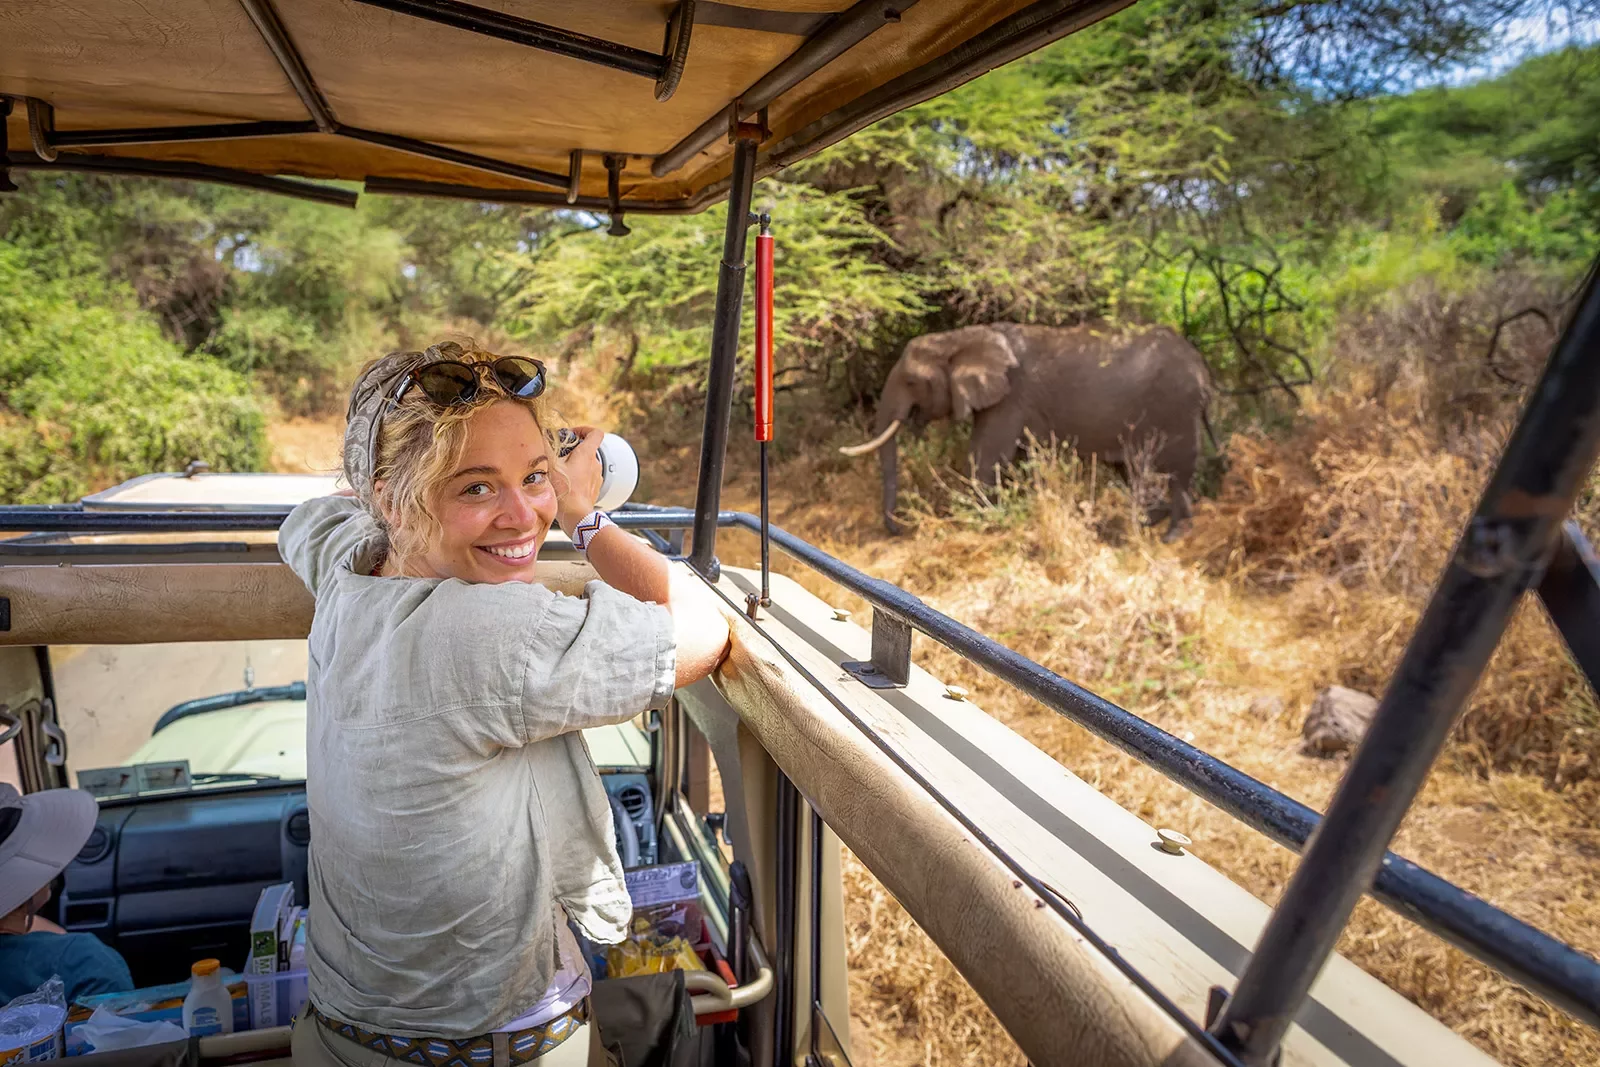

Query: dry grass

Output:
[1185, 397, 1600, 788]
[786, 438, 1600, 1067]
[267, 415, 345, 476]
[840, 848, 1028, 1067]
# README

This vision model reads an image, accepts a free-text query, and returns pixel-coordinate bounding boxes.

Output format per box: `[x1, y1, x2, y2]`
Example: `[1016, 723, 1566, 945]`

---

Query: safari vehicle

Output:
[2, 2, 1599, 1066]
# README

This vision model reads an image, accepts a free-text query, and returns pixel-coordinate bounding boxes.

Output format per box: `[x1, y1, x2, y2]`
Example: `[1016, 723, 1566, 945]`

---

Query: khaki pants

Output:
[291, 1004, 611, 1067]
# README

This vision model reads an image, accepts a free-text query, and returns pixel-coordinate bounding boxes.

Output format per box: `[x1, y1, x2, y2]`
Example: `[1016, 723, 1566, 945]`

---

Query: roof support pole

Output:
[347, 0, 659, 80]
[1209, 256, 1600, 1064]
[687, 136, 759, 577]
[652, 0, 916, 179]
[236, 0, 337, 131]
[0, 99, 16, 192]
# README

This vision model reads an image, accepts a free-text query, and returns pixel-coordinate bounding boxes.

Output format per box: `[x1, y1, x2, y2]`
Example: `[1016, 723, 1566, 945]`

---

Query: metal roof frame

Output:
[0, 0, 1130, 218]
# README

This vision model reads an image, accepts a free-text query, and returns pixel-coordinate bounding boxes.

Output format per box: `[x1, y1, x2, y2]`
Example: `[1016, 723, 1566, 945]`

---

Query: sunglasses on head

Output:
[361, 356, 548, 488]
[393, 356, 548, 407]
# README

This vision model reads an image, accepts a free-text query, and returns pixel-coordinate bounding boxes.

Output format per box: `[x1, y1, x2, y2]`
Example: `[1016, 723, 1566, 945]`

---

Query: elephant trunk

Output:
[881, 430, 905, 535]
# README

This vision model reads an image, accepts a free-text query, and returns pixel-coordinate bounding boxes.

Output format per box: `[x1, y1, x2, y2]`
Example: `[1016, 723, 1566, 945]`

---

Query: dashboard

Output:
[61, 786, 310, 986]
[61, 774, 655, 986]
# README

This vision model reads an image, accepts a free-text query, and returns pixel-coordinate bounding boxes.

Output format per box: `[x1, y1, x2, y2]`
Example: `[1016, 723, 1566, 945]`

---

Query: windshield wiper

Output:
[153, 682, 307, 736]
[189, 772, 284, 785]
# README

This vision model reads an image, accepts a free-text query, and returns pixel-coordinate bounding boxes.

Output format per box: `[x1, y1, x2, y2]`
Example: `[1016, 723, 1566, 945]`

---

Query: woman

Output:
[282, 341, 731, 1066]
[0, 784, 133, 1002]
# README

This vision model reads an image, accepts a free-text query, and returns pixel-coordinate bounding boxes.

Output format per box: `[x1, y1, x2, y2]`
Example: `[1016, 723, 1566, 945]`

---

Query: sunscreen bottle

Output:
[183, 959, 234, 1036]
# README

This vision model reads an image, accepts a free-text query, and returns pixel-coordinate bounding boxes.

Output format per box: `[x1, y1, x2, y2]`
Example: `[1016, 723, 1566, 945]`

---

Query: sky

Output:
[1430, 11, 1599, 85]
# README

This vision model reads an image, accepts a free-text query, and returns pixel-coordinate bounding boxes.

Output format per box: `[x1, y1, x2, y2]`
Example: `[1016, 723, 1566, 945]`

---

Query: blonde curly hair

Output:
[343, 340, 557, 568]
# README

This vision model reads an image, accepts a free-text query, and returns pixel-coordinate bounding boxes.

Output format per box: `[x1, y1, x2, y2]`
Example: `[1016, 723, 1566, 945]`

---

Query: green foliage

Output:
[1451, 182, 1600, 265]
[1, 1, 1594, 507]
[506, 182, 927, 384]
[787, 3, 1598, 401]
[1369, 43, 1600, 220]
[792, 0, 1398, 395]
[365, 197, 578, 325]
[0, 247, 265, 504]
[0, 176, 533, 417]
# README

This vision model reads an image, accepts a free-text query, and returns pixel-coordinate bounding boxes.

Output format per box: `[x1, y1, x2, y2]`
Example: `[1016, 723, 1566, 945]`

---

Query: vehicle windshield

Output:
[55, 638, 654, 798]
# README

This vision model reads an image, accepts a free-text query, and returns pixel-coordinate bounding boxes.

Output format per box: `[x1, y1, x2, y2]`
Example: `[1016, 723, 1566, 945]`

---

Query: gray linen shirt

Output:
[280, 496, 675, 1037]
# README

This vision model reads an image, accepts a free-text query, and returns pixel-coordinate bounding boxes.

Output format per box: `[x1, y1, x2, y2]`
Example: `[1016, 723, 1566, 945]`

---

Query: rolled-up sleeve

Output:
[517, 581, 676, 743]
[280, 496, 374, 597]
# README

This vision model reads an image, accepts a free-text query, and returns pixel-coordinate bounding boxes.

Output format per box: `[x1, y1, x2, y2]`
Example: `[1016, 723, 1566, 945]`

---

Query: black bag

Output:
[590, 971, 711, 1067]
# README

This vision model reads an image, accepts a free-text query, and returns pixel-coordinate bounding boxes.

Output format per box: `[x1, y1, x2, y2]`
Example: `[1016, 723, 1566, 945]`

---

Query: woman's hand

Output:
[563, 429, 732, 686]
[555, 425, 605, 531]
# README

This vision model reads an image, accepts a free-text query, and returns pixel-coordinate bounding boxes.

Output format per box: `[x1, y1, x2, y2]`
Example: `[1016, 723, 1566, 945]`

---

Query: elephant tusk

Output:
[839, 419, 902, 457]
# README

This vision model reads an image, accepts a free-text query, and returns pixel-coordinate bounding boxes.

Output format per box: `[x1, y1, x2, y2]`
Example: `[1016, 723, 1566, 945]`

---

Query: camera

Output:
[553, 429, 639, 511]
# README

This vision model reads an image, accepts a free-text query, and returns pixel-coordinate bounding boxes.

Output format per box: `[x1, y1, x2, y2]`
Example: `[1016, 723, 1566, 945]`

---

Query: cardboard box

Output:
[247, 884, 295, 1030]
[241, 970, 307, 1030]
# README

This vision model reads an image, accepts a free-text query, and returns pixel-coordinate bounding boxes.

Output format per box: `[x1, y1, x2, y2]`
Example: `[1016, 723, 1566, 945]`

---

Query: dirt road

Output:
[51, 639, 308, 781]
[36, 419, 337, 783]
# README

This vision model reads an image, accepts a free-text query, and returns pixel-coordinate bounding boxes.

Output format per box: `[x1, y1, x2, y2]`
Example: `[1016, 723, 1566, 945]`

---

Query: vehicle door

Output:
[0, 645, 68, 793]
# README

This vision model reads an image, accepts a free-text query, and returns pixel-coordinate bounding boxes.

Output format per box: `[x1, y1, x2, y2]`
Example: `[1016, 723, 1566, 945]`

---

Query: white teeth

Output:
[484, 541, 535, 560]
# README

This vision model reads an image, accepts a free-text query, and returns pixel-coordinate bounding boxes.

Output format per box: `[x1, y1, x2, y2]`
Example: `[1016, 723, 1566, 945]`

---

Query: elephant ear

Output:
[949, 328, 1019, 420]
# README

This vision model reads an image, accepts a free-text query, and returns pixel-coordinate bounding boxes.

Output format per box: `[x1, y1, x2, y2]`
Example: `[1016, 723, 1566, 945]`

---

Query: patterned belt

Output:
[312, 999, 588, 1067]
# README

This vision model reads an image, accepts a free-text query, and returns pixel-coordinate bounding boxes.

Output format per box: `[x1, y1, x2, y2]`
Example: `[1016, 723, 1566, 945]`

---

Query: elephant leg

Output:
[1161, 489, 1192, 542]
[1106, 444, 1170, 528]
[1158, 438, 1199, 541]
[968, 403, 1028, 486]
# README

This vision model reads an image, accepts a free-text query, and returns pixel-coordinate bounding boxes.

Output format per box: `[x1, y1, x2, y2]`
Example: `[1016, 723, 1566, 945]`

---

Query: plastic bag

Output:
[74, 1007, 187, 1054]
[0, 976, 67, 1064]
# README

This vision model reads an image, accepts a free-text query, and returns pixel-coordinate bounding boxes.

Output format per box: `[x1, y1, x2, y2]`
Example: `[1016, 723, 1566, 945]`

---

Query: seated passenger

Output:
[282, 340, 731, 1066]
[0, 784, 133, 1002]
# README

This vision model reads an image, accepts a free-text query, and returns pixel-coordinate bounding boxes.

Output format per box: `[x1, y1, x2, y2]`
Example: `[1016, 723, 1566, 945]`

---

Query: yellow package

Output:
[660, 937, 704, 974]
[606, 934, 705, 977]
[606, 939, 647, 977]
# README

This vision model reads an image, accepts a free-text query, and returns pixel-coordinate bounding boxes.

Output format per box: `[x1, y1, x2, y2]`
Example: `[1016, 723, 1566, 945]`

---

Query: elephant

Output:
[841, 322, 1212, 538]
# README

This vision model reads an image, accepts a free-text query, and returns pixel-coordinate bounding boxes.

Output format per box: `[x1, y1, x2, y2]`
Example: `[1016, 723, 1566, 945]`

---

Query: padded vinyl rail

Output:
[0, 560, 594, 645]
[711, 588, 1218, 1067]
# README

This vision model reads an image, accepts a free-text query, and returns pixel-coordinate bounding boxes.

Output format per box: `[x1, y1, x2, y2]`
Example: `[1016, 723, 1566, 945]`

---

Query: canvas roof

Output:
[0, 0, 1127, 211]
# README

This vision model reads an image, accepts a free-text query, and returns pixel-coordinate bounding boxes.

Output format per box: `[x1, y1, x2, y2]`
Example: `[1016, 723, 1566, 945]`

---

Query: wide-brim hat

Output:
[0, 784, 98, 918]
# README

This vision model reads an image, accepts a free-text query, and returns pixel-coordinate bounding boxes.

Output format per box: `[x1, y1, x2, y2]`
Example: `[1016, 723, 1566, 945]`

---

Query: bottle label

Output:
[189, 1007, 222, 1036]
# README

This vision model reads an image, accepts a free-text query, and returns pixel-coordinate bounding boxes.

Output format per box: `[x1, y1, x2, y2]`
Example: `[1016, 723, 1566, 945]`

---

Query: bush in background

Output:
[0, 247, 265, 503]
[505, 181, 928, 405]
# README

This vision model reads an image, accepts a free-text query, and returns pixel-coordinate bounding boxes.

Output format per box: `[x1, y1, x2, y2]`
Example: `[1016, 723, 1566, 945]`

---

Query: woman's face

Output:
[402, 400, 559, 584]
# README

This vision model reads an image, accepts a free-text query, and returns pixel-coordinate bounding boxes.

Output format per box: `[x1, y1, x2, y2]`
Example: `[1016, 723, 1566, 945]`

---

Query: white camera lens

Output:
[594, 435, 639, 510]
[554, 429, 638, 510]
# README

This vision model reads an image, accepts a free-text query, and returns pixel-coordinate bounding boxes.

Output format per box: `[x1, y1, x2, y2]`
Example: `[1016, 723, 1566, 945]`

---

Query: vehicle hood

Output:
[128, 700, 309, 780]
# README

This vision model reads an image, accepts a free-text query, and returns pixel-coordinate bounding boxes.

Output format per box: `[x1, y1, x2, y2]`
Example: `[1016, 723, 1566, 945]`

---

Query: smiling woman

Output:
[384, 399, 561, 582]
[275, 339, 731, 1065]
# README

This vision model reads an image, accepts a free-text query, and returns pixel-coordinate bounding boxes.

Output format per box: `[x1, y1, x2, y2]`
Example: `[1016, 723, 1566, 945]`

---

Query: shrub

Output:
[0, 247, 266, 503]
[1183, 382, 1600, 785]
[505, 181, 928, 391]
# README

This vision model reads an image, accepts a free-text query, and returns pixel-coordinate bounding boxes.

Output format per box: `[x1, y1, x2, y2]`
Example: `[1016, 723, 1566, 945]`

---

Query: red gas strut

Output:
[748, 212, 774, 618]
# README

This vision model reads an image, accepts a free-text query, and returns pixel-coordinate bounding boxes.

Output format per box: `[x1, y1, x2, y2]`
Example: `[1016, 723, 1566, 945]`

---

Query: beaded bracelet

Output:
[569, 510, 615, 553]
